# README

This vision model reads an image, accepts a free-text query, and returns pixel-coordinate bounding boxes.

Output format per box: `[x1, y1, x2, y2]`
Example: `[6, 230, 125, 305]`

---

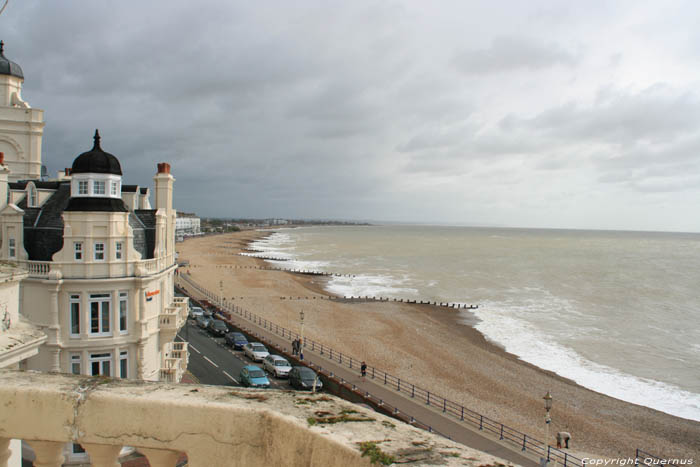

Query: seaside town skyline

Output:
[3, 1, 700, 233]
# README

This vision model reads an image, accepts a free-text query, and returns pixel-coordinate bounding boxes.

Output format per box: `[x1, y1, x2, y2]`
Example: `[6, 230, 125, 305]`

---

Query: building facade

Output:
[175, 211, 201, 238]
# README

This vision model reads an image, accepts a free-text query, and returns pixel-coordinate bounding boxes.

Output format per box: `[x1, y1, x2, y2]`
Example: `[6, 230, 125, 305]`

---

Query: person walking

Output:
[360, 361, 367, 379]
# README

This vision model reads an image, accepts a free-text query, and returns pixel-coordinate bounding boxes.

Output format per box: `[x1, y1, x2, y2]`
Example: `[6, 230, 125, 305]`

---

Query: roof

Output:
[122, 185, 139, 193]
[9, 181, 61, 190]
[17, 182, 156, 261]
[71, 130, 122, 176]
[64, 197, 129, 212]
[139, 187, 148, 194]
[0, 41, 24, 79]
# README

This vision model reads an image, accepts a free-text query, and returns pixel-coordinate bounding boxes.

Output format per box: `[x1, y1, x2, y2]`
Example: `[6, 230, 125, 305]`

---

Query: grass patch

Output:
[442, 451, 461, 458]
[307, 417, 317, 426]
[358, 441, 395, 465]
[381, 420, 395, 429]
[228, 391, 268, 402]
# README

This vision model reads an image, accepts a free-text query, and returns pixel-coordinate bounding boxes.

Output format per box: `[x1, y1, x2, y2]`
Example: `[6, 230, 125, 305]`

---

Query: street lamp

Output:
[299, 310, 305, 360]
[543, 391, 553, 456]
[219, 280, 224, 308]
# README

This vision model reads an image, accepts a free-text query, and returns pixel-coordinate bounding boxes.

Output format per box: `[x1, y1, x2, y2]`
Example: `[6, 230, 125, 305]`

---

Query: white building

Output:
[0, 41, 189, 464]
[176, 211, 201, 237]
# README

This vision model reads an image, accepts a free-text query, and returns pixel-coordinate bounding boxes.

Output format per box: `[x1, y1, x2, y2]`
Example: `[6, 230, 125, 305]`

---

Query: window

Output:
[71, 354, 81, 375]
[78, 180, 88, 195]
[119, 350, 128, 378]
[70, 294, 80, 337]
[29, 186, 37, 207]
[89, 293, 111, 336]
[119, 292, 128, 333]
[111, 181, 118, 196]
[90, 352, 112, 376]
[8, 238, 15, 258]
[93, 180, 105, 195]
[74, 242, 83, 261]
[115, 242, 123, 259]
[94, 242, 105, 261]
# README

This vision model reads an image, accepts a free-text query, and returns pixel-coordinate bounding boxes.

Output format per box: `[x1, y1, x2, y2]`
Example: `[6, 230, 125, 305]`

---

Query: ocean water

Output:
[249, 225, 700, 421]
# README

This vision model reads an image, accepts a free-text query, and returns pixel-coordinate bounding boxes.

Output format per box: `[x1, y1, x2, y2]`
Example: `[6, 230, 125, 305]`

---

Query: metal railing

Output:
[635, 449, 683, 467]
[177, 273, 582, 466]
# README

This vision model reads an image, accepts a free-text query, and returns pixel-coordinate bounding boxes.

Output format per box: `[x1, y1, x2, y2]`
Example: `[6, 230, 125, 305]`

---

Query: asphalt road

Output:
[177, 320, 292, 390]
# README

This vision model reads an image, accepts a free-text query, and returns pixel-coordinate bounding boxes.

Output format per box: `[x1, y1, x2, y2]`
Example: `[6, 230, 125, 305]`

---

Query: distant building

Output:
[176, 211, 201, 238]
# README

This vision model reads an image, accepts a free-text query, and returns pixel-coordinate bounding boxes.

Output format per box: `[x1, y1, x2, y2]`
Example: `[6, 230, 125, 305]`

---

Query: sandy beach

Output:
[177, 230, 700, 460]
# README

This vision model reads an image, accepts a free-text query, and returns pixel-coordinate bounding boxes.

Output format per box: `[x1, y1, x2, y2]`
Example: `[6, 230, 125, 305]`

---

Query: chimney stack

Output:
[0, 152, 4, 165]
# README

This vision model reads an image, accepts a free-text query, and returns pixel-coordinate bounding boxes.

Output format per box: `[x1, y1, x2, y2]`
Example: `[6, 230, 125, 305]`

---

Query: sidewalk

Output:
[178, 278, 542, 466]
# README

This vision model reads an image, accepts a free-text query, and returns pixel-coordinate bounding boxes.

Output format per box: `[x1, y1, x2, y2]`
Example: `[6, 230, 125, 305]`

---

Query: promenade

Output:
[177, 272, 543, 466]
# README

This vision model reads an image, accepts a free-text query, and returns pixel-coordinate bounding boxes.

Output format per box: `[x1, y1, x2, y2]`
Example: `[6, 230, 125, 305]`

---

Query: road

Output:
[177, 320, 292, 390]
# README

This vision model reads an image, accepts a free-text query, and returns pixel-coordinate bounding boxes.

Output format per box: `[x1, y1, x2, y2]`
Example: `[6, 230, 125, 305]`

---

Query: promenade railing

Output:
[177, 272, 581, 467]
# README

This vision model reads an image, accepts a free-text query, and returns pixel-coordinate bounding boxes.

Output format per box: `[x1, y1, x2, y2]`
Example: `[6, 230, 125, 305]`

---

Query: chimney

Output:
[65, 168, 71, 175]
[154, 162, 174, 212]
[0, 152, 4, 165]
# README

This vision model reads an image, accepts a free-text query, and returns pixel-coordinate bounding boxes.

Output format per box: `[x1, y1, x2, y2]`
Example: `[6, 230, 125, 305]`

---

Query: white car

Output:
[262, 355, 292, 378]
[244, 343, 269, 362]
[189, 306, 204, 319]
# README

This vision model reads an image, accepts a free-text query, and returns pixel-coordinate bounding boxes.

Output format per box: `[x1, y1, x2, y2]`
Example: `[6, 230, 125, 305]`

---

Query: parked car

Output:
[262, 355, 292, 378]
[203, 308, 214, 318]
[195, 315, 211, 329]
[239, 365, 270, 388]
[243, 343, 269, 362]
[288, 366, 322, 391]
[225, 332, 248, 350]
[207, 319, 228, 336]
[189, 306, 204, 319]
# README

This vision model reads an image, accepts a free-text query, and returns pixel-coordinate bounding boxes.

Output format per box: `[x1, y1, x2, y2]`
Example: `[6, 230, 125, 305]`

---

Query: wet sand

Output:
[177, 230, 700, 460]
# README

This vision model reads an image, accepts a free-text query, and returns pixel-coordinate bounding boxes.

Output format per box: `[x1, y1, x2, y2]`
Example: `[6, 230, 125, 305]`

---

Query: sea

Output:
[248, 224, 700, 422]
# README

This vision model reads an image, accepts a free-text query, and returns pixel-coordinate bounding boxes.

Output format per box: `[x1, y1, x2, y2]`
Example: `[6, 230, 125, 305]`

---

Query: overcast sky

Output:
[3, 1, 700, 232]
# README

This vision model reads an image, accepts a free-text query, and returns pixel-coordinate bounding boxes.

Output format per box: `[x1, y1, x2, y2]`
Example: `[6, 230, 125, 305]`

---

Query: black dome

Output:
[0, 41, 24, 79]
[71, 130, 122, 175]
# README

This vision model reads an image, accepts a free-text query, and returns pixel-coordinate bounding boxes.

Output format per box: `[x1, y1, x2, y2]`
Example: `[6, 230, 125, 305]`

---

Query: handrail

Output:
[18, 254, 176, 279]
[177, 273, 583, 466]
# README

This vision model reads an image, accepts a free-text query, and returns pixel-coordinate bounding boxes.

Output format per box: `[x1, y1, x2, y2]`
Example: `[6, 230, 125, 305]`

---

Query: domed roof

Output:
[71, 130, 123, 176]
[0, 41, 24, 79]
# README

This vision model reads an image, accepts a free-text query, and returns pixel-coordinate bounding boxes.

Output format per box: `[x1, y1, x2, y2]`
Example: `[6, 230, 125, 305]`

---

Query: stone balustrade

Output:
[0, 370, 507, 467]
[18, 254, 176, 280]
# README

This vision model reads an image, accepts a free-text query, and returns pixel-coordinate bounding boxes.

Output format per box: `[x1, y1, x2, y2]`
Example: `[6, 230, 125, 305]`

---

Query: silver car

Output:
[243, 343, 269, 362]
[262, 355, 292, 378]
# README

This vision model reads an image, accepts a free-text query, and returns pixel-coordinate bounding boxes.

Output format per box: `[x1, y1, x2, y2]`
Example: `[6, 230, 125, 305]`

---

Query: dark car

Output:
[288, 366, 322, 391]
[207, 319, 228, 336]
[225, 332, 248, 350]
[196, 315, 211, 329]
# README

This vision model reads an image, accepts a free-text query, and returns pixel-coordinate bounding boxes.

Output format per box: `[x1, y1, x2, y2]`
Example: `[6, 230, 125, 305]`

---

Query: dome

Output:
[0, 41, 24, 79]
[71, 130, 123, 175]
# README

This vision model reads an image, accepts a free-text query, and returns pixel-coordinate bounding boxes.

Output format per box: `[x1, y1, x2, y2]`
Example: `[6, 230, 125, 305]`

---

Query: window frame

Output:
[93, 180, 106, 195]
[89, 352, 112, 376]
[88, 293, 111, 337]
[71, 353, 82, 375]
[70, 294, 81, 337]
[94, 242, 105, 261]
[115, 241, 123, 260]
[78, 180, 89, 195]
[8, 237, 15, 258]
[119, 292, 128, 334]
[119, 350, 128, 379]
[74, 242, 83, 261]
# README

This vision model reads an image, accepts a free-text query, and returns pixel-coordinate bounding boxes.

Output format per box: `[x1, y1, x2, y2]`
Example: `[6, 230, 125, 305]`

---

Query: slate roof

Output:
[122, 185, 139, 193]
[18, 181, 156, 261]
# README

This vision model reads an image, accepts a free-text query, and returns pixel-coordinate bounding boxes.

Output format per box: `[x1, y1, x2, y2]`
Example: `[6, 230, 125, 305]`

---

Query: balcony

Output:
[160, 341, 188, 383]
[0, 370, 504, 467]
[17, 254, 176, 280]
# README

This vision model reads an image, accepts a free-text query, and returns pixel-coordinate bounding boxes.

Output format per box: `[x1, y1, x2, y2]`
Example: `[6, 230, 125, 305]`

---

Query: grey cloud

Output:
[452, 36, 577, 74]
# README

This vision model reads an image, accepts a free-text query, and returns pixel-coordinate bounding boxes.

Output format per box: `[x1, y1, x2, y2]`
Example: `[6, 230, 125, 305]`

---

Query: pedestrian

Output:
[556, 431, 571, 449]
[361, 361, 367, 379]
[292, 339, 298, 356]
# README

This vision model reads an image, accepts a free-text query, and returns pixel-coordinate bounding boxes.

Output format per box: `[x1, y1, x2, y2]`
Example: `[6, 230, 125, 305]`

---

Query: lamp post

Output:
[299, 310, 305, 360]
[219, 280, 224, 308]
[543, 391, 553, 458]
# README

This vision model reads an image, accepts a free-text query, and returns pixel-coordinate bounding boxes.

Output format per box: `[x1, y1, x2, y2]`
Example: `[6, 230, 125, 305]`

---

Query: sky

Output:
[2, 1, 700, 232]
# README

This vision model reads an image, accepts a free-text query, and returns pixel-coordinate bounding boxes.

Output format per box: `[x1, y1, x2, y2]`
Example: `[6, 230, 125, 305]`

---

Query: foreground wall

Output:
[0, 370, 512, 467]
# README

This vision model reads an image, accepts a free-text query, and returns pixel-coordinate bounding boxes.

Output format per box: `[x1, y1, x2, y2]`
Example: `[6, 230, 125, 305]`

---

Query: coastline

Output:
[177, 230, 700, 459]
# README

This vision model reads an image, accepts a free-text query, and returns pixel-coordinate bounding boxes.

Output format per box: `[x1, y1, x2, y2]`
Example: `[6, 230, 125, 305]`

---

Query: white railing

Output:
[2, 370, 485, 467]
